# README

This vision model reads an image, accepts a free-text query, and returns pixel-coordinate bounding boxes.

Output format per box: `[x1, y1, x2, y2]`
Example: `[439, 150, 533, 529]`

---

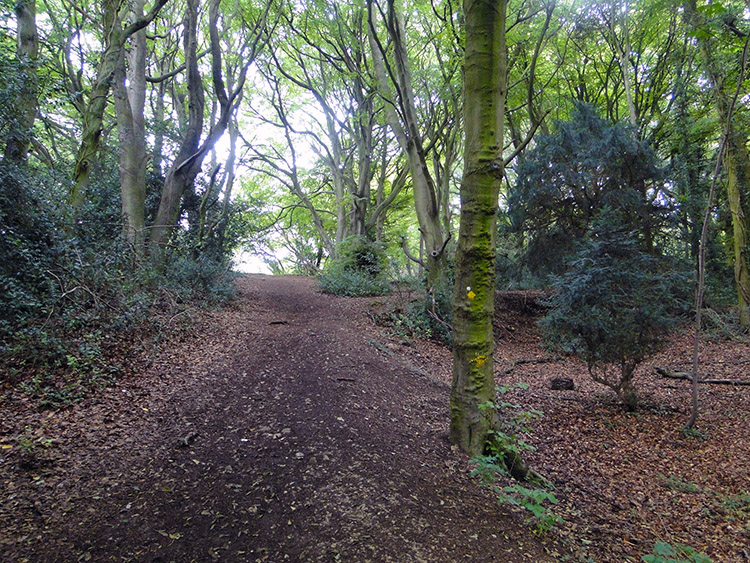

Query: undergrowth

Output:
[1, 242, 235, 408]
[642, 541, 712, 563]
[376, 270, 454, 344]
[318, 236, 391, 297]
[470, 383, 561, 534]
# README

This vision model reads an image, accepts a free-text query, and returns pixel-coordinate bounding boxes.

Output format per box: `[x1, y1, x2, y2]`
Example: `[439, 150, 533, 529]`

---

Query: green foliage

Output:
[681, 425, 709, 441]
[540, 213, 689, 409]
[660, 474, 701, 494]
[498, 484, 561, 534]
[718, 490, 750, 519]
[479, 383, 544, 459]
[377, 255, 455, 343]
[318, 236, 391, 297]
[508, 103, 666, 280]
[15, 425, 53, 455]
[642, 541, 712, 563]
[472, 452, 561, 535]
[0, 162, 60, 339]
[0, 157, 236, 407]
[404, 266, 455, 343]
[14, 425, 55, 469]
[471, 383, 560, 534]
[495, 224, 545, 289]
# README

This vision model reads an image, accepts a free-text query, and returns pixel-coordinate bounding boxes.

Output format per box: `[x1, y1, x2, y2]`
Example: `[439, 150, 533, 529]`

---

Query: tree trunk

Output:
[151, 0, 206, 249]
[618, 363, 639, 412]
[70, 0, 121, 212]
[724, 139, 750, 327]
[150, 0, 204, 249]
[610, 0, 638, 130]
[685, 0, 750, 328]
[4, 0, 38, 165]
[69, 0, 168, 214]
[150, 0, 262, 251]
[113, 0, 147, 252]
[214, 117, 240, 251]
[367, 0, 447, 286]
[450, 0, 507, 456]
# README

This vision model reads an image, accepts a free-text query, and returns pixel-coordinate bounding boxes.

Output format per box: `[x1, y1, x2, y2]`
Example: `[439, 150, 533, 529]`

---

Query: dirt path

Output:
[1, 275, 561, 562]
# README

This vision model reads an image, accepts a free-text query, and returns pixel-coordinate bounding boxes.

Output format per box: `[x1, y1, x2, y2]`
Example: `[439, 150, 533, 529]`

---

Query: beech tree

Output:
[367, 0, 451, 288]
[150, 0, 270, 250]
[450, 0, 507, 457]
[3, 0, 38, 165]
[450, 0, 553, 471]
[113, 0, 148, 250]
[68, 0, 169, 214]
[262, 0, 389, 248]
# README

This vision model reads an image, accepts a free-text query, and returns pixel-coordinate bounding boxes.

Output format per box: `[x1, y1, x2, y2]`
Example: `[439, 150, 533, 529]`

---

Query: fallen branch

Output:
[656, 367, 750, 386]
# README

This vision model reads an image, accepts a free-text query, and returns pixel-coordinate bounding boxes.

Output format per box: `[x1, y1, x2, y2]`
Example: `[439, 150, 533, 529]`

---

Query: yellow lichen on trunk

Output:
[450, 0, 507, 456]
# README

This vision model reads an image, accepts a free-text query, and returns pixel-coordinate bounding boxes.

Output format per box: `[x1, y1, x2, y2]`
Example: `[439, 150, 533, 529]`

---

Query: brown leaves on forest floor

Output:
[391, 291, 750, 562]
[0, 276, 747, 562]
[0, 276, 563, 562]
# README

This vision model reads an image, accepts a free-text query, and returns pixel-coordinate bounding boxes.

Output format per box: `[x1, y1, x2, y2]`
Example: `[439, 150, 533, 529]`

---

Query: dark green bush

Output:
[0, 160, 237, 406]
[0, 163, 58, 340]
[540, 213, 689, 410]
[318, 236, 392, 297]
[406, 266, 454, 342]
[508, 103, 667, 281]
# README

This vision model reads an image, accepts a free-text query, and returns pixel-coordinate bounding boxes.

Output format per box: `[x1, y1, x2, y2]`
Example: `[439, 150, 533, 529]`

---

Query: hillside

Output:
[0, 274, 747, 562]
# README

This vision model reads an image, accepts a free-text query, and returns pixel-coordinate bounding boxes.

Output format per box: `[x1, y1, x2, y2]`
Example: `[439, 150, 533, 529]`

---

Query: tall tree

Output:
[367, 0, 450, 288]
[68, 0, 169, 213]
[3, 0, 38, 165]
[150, 0, 269, 250]
[113, 0, 148, 250]
[684, 0, 750, 327]
[269, 0, 381, 246]
[450, 0, 507, 457]
[245, 63, 337, 257]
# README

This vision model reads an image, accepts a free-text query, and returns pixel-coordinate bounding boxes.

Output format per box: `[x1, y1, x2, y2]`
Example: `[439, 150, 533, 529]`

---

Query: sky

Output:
[234, 250, 272, 274]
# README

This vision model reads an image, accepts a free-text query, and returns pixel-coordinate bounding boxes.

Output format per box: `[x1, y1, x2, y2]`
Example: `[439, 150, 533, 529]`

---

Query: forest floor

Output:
[0, 274, 748, 562]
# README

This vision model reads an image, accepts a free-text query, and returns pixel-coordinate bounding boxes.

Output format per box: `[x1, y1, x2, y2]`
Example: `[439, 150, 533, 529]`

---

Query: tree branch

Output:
[656, 367, 750, 386]
[401, 236, 426, 268]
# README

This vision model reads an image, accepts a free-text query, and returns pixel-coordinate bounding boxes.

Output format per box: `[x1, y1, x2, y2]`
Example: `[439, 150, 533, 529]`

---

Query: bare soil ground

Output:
[0, 274, 748, 562]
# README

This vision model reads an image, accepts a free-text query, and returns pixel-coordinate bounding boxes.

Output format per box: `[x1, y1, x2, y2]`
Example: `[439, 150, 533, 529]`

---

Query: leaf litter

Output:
[0, 275, 747, 562]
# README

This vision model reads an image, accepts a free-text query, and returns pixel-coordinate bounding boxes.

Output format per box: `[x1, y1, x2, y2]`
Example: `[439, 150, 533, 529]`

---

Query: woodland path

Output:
[0, 275, 561, 562]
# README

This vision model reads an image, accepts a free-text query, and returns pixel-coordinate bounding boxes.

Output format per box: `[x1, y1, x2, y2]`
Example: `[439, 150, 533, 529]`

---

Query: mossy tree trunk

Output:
[69, 0, 168, 215]
[450, 0, 507, 456]
[684, 0, 750, 328]
[3, 0, 38, 165]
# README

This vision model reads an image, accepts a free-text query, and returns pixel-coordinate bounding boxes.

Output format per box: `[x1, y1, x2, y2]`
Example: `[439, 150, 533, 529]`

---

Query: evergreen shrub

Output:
[318, 236, 391, 297]
[508, 103, 666, 282]
[540, 212, 689, 410]
[0, 162, 237, 405]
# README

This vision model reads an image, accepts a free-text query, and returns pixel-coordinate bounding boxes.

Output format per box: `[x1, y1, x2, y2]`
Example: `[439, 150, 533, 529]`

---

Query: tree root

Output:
[501, 447, 551, 488]
[485, 432, 551, 488]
